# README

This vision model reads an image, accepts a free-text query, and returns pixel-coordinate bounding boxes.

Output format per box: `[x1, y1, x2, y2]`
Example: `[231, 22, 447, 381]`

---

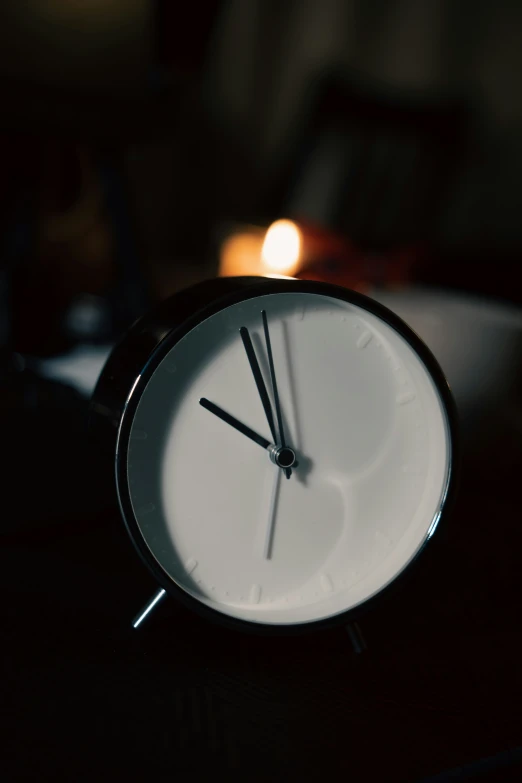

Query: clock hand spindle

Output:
[239, 327, 278, 445]
[261, 310, 291, 478]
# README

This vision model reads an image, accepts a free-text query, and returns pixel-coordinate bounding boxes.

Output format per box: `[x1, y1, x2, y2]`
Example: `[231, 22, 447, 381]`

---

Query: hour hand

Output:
[199, 398, 272, 451]
[199, 398, 298, 471]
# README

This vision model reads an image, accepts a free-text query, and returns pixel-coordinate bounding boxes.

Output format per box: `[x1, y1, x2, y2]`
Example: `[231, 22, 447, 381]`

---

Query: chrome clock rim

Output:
[92, 277, 459, 635]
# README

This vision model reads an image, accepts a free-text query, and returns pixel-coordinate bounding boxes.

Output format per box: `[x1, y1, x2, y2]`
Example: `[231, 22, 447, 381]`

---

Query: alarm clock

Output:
[90, 276, 458, 634]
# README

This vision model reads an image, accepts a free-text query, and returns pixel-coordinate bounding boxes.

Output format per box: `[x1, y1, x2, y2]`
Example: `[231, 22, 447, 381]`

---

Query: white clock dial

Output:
[123, 292, 451, 626]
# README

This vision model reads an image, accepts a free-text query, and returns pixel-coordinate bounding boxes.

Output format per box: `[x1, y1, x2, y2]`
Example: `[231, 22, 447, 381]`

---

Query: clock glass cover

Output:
[118, 288, 453, 629]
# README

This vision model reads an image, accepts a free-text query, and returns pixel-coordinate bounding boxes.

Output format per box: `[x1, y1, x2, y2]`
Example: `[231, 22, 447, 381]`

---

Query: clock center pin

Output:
[269, 445, 297, 469]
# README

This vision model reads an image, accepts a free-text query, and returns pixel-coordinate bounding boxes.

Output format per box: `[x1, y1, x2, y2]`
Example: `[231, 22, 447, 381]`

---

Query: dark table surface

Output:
[2, 371, 521, 782]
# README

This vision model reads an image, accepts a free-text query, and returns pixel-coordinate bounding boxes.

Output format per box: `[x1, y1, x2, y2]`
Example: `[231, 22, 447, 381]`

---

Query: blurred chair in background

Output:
[281, 74, 470, 256]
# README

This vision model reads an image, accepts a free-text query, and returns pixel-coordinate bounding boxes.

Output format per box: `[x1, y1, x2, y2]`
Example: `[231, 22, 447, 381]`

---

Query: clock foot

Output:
[345, 622, 367, 655]
[132, 588, 167, 629]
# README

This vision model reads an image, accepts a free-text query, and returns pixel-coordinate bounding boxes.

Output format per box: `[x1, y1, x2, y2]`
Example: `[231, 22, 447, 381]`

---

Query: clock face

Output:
[120, 290, 451, 628]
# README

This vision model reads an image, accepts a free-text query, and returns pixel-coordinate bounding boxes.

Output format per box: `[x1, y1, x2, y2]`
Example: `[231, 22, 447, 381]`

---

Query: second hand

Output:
[262, 310, 291, 479]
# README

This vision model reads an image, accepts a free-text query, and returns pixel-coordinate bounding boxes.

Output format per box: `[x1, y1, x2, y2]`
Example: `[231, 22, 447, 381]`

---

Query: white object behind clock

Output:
[123, 291, 451, 626]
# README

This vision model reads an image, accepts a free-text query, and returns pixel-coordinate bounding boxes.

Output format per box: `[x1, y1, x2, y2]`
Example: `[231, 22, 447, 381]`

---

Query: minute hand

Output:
[239, 326, 278, 445]
[262, 310, 291, 478]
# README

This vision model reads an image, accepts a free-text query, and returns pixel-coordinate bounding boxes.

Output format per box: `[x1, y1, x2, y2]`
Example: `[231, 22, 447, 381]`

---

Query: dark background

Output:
[1, 2, 521, 780]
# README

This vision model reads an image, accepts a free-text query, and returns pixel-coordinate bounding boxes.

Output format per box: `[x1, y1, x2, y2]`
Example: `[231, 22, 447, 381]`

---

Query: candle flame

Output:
[261, 219, 302, 275]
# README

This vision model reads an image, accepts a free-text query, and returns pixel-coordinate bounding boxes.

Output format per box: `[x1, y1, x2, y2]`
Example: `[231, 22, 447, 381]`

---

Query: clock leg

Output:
[132, 588, 167, 629]
[345, 622, 367, 655]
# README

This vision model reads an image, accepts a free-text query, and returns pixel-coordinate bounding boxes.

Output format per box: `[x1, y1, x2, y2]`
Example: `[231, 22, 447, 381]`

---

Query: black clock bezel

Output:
[93, 276, 459, 636]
